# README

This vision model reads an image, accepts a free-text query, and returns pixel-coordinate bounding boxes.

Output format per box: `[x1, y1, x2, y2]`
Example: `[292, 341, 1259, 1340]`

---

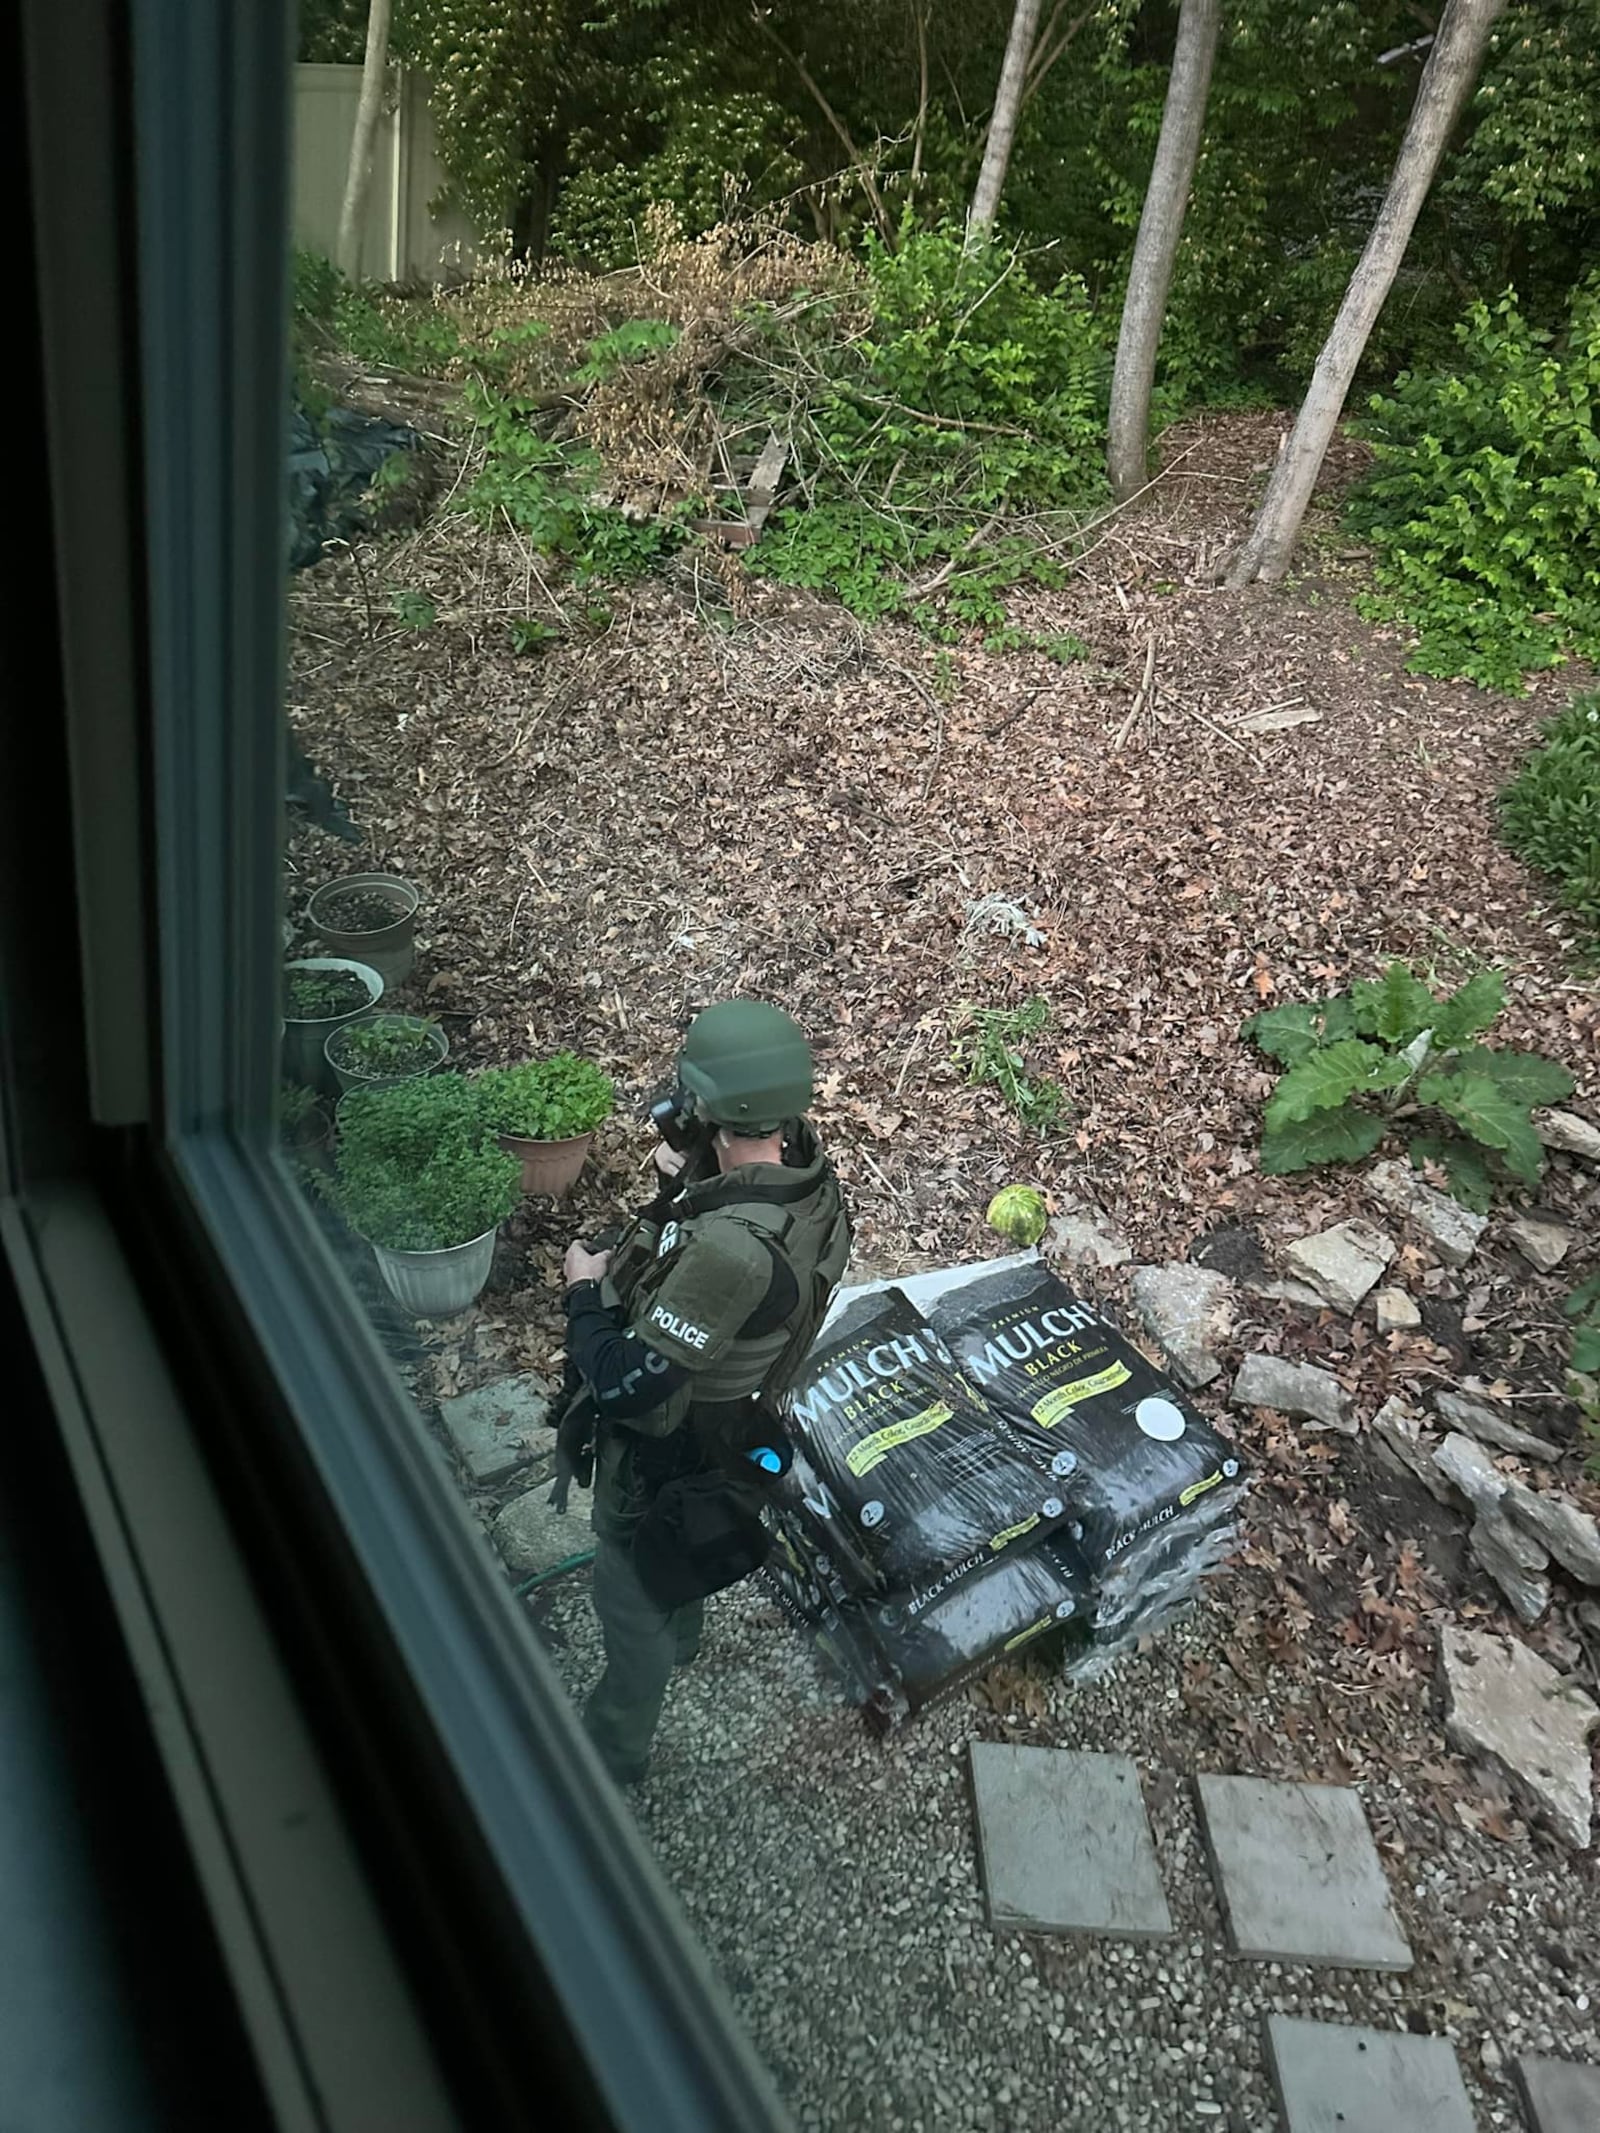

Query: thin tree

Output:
[1226, 0, 1506, 587]
[967, 0, 1043, 248]
[1106, 0, 1221, 504]
[336, 0, 394, 279]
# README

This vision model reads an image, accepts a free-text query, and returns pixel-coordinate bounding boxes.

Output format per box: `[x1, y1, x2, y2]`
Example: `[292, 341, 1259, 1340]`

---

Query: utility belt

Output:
[550, 1385, 791, 1610]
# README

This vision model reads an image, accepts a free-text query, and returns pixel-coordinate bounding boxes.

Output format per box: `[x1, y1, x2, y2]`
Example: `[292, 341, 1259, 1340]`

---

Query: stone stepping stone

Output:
[1266, 2016, 1473, 2132]
[1514, 2054, 1600, 2133]
[970, 1744, 1173, 1939]
[1196, 1774, 1411, 1970]
[438, 1373, 554, 1484]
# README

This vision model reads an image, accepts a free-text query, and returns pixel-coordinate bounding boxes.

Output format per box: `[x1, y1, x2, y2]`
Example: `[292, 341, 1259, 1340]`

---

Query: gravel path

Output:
[535, 1548, 1597, 2133]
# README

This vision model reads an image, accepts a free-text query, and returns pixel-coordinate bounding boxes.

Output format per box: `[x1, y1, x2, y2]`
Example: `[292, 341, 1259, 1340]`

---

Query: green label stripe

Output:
[1179, 1468, 1225, 1507]
[1031, 1360, 1132, 1427]
[846, 1402, 952, 1477]
[1003, 1616, 1054, 1653]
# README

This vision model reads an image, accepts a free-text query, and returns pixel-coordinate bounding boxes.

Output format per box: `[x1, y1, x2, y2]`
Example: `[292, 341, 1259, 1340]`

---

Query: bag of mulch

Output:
[855, 1541, 1092, 1721]
[765, 1501, 1090, 1725]
[782, 1286, 1073, 1612]
[926, 1261, 1245, 1569]
[1089, 1488, 1244, 1638]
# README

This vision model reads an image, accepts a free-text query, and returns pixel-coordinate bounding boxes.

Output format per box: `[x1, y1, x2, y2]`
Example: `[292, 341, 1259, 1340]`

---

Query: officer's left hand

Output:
[563, 1240, 612, 1287]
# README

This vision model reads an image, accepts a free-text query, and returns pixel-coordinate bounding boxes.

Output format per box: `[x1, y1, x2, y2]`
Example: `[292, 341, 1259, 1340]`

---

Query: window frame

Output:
[5, 3, 802, 2127]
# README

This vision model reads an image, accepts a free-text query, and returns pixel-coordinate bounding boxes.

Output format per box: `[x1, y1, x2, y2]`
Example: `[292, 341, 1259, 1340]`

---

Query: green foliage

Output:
[1567, 1272, 1600, 1378]
[1243, 960, 1574, 1206]
[284, 966, 371, 1019]
[573, 318, 682, 382]
[466, 383, 682, 580]
[327, 1015, 442, 1077]
[1499, 693, 1600, 938]
[473, 1054, 615, 1140]
[951, 997, 1068, 1134]
[758, 228, 1110, 627]
[509, 617, 560, 654]
[1348, 280, 1600, 691]
[390, 589, 437, 630]
[329, 1074, 520, 1252]
[280, 1082, 322, 1132]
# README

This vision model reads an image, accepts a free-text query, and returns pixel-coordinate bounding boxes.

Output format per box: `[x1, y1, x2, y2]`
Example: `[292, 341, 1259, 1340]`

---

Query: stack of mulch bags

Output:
[764, 1255, 1245, 1727]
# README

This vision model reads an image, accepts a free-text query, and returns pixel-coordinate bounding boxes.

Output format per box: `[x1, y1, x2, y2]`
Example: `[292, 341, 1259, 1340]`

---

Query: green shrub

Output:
[474, 1054, 615, 1140]
[1499, 693, 1600, 937]
[757, 227, 1111, 628]
[1243, 961, 1574, 1208]
[326, 1015, 442, 1078]
[329, 1075, 519, 1251]
[1347, 279, 1600, 692]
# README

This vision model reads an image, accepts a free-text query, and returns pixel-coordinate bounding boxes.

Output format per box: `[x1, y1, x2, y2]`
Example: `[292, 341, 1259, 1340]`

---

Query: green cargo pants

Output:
[583, 1432, 703, 1786]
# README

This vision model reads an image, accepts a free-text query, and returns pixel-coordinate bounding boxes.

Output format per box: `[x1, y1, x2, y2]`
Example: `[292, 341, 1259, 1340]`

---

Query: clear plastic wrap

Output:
[925, 1261, 1245, 1567]
[781, 1286, 1074, 1611]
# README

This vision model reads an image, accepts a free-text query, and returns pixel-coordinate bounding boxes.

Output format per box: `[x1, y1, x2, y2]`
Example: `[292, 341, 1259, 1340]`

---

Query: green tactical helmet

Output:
[677, 999, 814, 1134]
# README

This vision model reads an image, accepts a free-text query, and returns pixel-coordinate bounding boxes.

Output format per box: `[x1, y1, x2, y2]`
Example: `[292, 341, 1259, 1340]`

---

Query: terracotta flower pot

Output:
[498, 1130, 593, 1199]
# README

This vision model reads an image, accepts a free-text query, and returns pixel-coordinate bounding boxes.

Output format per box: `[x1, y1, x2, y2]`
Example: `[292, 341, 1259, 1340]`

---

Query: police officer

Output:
[559, 1000, 851, 1786]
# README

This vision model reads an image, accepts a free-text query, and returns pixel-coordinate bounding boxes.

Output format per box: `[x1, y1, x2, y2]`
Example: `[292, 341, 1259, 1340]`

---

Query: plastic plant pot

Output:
[307, 872, 420, 989]
[324, 1015, 449, 1096]
[497, 1130, 594, 1199]
[283, 957, 383, 1094]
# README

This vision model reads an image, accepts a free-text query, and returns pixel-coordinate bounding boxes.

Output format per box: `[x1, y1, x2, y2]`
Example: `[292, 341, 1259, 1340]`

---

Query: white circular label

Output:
[1042, 1496, 1063, 1519]
[1051, 1449, 1078, 1478]
[1223, 1456, 1240, 1479]
[1054, 1600, 1077, 1620]
[860, 1500, 885, 1528]
[1135, 1397, 1187, 1443]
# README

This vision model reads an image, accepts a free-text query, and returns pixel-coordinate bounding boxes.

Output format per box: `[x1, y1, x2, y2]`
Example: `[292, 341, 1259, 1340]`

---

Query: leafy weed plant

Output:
[1243, 960, 1574, 1209]
[952, 997, 1069, 1133]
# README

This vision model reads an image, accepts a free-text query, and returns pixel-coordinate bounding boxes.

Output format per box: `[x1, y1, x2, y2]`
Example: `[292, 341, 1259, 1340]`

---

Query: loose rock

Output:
[1046, 1208, 1133, 1272]
[1506, 1216, 1573, 1274]
[1536, 1110, 1600, 1163]
[1374, 1287, 1421, 1334]
[492, 1477, 595, 1576]
[438, 1372, 555, 1485]
[1369, 1398, 1455, 1505]
[1231, 1353, 1353, 1434]
[1432, 1430, 1507, 1515]
[1434, 1391, 1559, 1465]
[1365, 1160, 1486, 1269]
[1440, 1626, 1599, 1849]
[1128, 1264, 1235, 1390]
[1284, 1220, 1396, 1314]
[1502, 1483, 1600, 1587]
[1468, 1512, 1552, 1624]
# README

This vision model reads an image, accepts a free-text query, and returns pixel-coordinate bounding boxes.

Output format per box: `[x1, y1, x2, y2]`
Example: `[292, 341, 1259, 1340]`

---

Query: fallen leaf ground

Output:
[286, 412, 1599, 2126]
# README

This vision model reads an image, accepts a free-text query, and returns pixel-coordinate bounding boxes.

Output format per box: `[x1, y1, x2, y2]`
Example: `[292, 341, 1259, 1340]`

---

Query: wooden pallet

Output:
[689, 429, 789, 549]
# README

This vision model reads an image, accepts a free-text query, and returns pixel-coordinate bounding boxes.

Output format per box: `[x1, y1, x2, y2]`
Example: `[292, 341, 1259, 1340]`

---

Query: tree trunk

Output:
[1226, 0, 1506, 587]
[967, 0, 1043, 248]
[336, 0, 394, 280]
[1106, 0, 1221, 504]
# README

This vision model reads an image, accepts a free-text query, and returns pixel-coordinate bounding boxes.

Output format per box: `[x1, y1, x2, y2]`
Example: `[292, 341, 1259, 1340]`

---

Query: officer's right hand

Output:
[654, 1141, 688, 1180]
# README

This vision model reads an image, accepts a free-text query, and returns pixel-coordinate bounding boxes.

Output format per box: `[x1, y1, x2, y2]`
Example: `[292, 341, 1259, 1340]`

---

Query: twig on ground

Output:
[1114, 634, 1157, 754]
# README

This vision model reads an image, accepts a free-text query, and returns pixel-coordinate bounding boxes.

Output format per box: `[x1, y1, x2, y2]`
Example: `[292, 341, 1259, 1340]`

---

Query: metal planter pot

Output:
[283, 957, 384, 1094]
[369, 1226, 499, 1318]
[308, 873, 420, 989]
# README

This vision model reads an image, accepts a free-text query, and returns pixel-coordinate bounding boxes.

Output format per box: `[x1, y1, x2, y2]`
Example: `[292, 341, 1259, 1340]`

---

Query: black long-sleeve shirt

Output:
[563, 1279, 691, 1419]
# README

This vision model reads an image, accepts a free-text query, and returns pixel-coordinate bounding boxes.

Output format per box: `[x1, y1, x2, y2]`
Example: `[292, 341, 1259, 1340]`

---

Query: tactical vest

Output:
[602, 1121, 851, 1438]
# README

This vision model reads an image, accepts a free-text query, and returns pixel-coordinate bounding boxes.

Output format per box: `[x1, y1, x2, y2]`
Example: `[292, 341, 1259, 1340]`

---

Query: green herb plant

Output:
[285, 967, 371, 1019]
[390, 589, 438, 630]
[280, 1082, 322, 1134]
[1499, 692, 1600, 942]
[328, 1075, 519, 1252]
[474, 1054, 615, 1141]
[328, 1015, 442, 1078]
[1243, 960, 1575, 1210]
[951, 997, 1068, 1133]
